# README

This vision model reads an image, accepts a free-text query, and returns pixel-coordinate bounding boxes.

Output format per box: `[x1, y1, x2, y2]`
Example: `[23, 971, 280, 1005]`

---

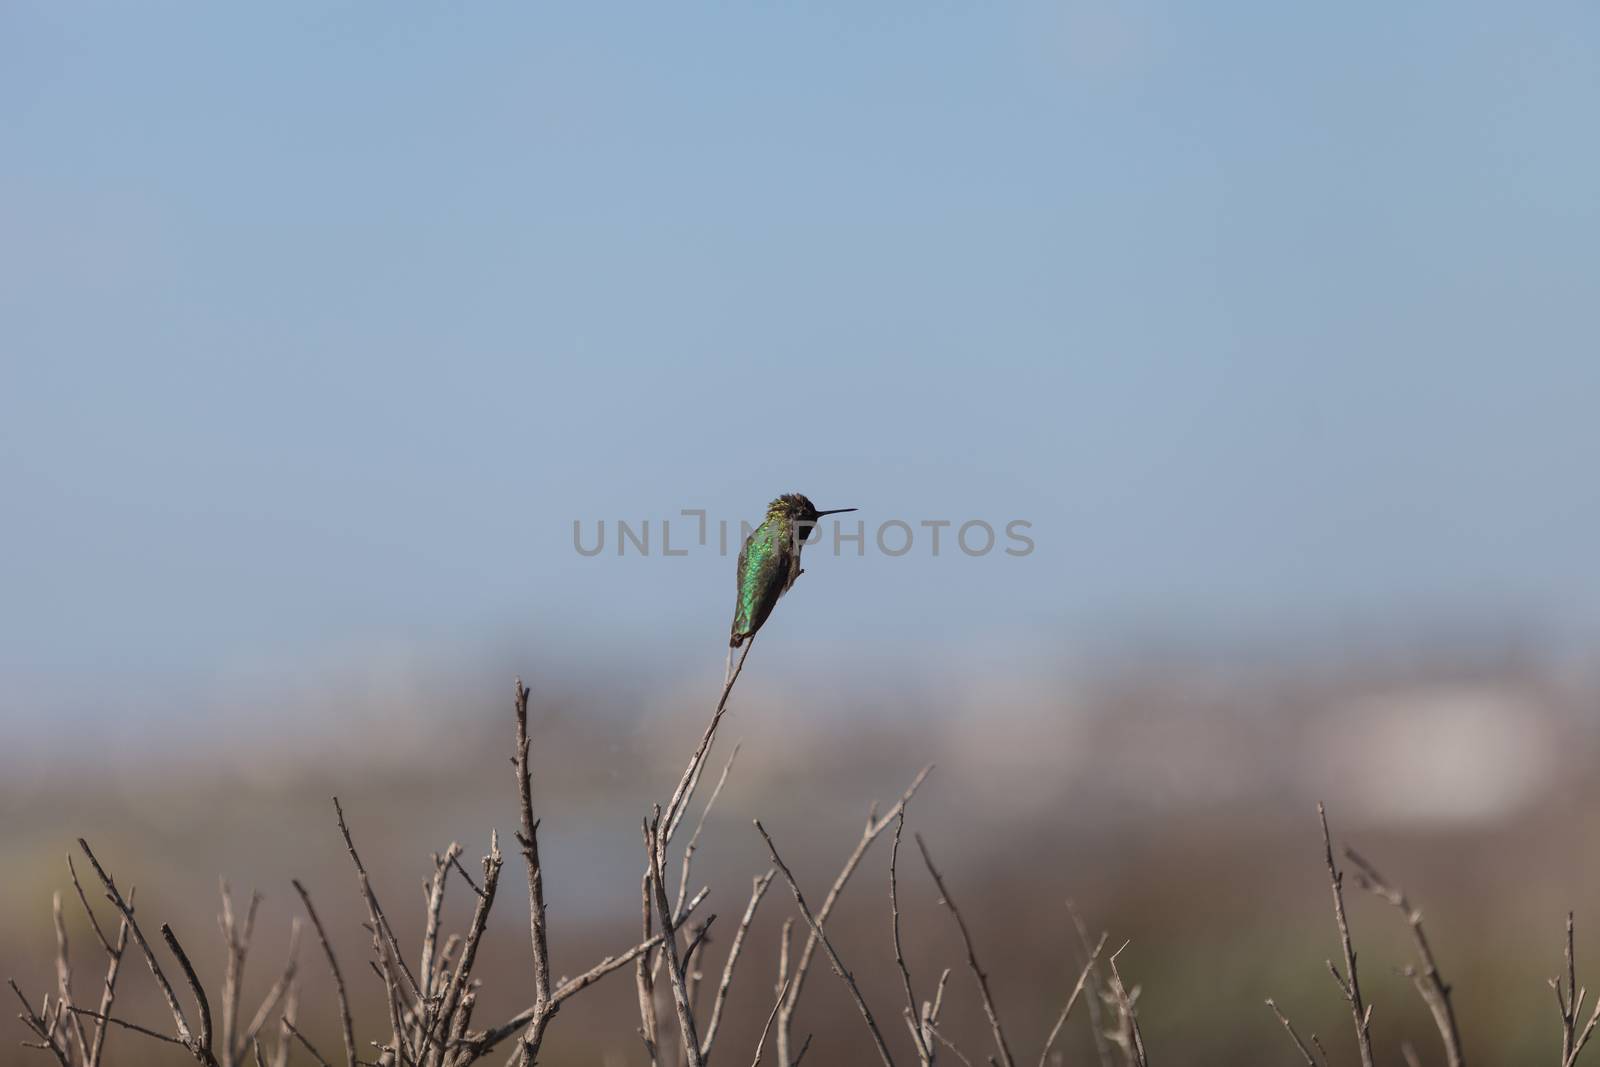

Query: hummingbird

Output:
[729, 493, 857, 648]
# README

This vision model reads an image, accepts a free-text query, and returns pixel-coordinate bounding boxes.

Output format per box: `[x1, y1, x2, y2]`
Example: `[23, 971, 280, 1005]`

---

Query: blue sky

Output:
[3, 2, 1598, 721]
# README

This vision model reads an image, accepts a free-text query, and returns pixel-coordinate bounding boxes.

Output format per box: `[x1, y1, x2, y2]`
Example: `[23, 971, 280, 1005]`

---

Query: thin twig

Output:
[889, 814, 929, 1064]
[458, 930, 667, 1059]
[922, 967, 952, 1067]
[748, 979, 788, 1067]
[1553, 912, 1600, 1067]
[76, 839, 196, 1050]
[292, 880, 356, 1067]
[637, 872, 661, 1067]
[1040, 933, 1108, 1067]
[1562, 913, 1580, 1065]
[237, 921, 301, 1064]
[51, 891, 90, 1065]
[283, 1020, 334, 1067]
[648, 812, 704, 1067]
[65, 855, 131, 1067]
[1344, 846, 1463, 1067]
[701, 871, 774, 1061]
[1106, 942, 1148, 1067]
[464, 891, 709, 1064]
[676, 745, 742, 922]
[1063, 900, 1113, 1067]
[1319, 805, 1375, 1067]
[160, 922, 214, 1057]
[64, 1004, 186, 1047]
[511, 678, 557, 1066]
[87, 895, 132, 1067]
[67, 857, 114, 956]
[218, 883, 262, 1067]
[1266, 999, 1321, 1067]
[683, 916, 719, 1024]
[915, 834, 1014, 1067]
[419, 844, 463, 1005]
[448, 853, 484, 899]
[1570, 994, 1600, 1067]
[332, 799, 416, 1067]
[754, 818, 896, 1067]
[660, 642, 755, 859]
[422, 834, 502, 1067]
[924, 1023, 976, 1067]
[777, 767, 932, 1064]
[11, 980, 71, 1067]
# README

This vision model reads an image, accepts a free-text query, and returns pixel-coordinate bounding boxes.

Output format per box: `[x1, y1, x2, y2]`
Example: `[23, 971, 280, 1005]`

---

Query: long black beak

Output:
[815, 507, 857, 516]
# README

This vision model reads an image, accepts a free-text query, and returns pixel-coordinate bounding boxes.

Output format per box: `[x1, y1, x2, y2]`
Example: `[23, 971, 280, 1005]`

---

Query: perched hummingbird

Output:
[729, 493, 857, 648]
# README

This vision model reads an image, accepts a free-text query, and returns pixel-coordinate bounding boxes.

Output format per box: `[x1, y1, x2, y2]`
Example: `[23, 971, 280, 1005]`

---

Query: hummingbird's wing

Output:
[730, 519, 794, 647]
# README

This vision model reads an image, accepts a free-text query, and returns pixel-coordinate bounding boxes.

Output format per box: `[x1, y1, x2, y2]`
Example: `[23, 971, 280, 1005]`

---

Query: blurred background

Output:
[4, 2, 1600, 1064]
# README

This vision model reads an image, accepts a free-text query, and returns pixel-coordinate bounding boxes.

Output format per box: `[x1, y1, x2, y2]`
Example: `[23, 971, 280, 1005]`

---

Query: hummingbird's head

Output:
[769, 493, 857, 530]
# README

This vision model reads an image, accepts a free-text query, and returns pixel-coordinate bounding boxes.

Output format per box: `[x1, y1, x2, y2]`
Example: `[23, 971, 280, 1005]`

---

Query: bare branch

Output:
[701, 870, 774, 1061]
[636, 872, 661, 1067]
[455, 889, 710, 1067]
[237, 921, 301, 1062]
[924, 1023, 976, 1067]
[423, 833, 502, 1066]
[64, 1005, 187, 1049]
[1569, 913, 1580, 1065]
[333, 798, 422, 1005]
[66, 856, 114, 957]
[1319, 805, 1375, 1067]
[1554, 911, 1600, 1067]
[1344, 846, 1463, 1067]
[1040, 933, 1108, 1067]
[1106, 942, 1148, 1067]
[889, 814, 930, 1065]
[271, 981, 296, 1067]
[754, 818, 896, 1067]
[282, 1020, 334, 1067]
[648, 812, 704, 1067]
[748, 979, 789, 1067]
[86, 894, 132, 1067]
[292, 879, 356, 1067]
[676, 744, 742, 922]
[660, 642, 755, 857]
[52, 891, 90, 1063]
[455, 923, 681, 1063]
[11, 979, 71, 1067]
[1570, 1000, 1600, 1067]
[419, 844, 463, 1005]
[448, 853, 484, 899]
[922, 967, 952, 1066]
[76, 839, 195, 1049]
[914, 833, 1014, 1067]
[161, 922, 214, 1056]
[1064, 900, 1114, 1067]
[777, 766, 932, 1064]
[1266, 998, 1321, 1067]
[512, 677, 556, 1064]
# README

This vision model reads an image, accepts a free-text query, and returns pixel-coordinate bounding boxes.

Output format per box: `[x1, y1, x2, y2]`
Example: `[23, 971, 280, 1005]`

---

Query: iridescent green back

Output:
[730, 510, 796, 647]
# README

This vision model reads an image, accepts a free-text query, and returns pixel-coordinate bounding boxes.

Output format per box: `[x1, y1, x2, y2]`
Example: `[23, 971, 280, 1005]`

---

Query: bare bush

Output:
[21, 645, 1600, 1067]
[8, 650, 1143, 1067]
[1269, 805, 1600, 1067]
